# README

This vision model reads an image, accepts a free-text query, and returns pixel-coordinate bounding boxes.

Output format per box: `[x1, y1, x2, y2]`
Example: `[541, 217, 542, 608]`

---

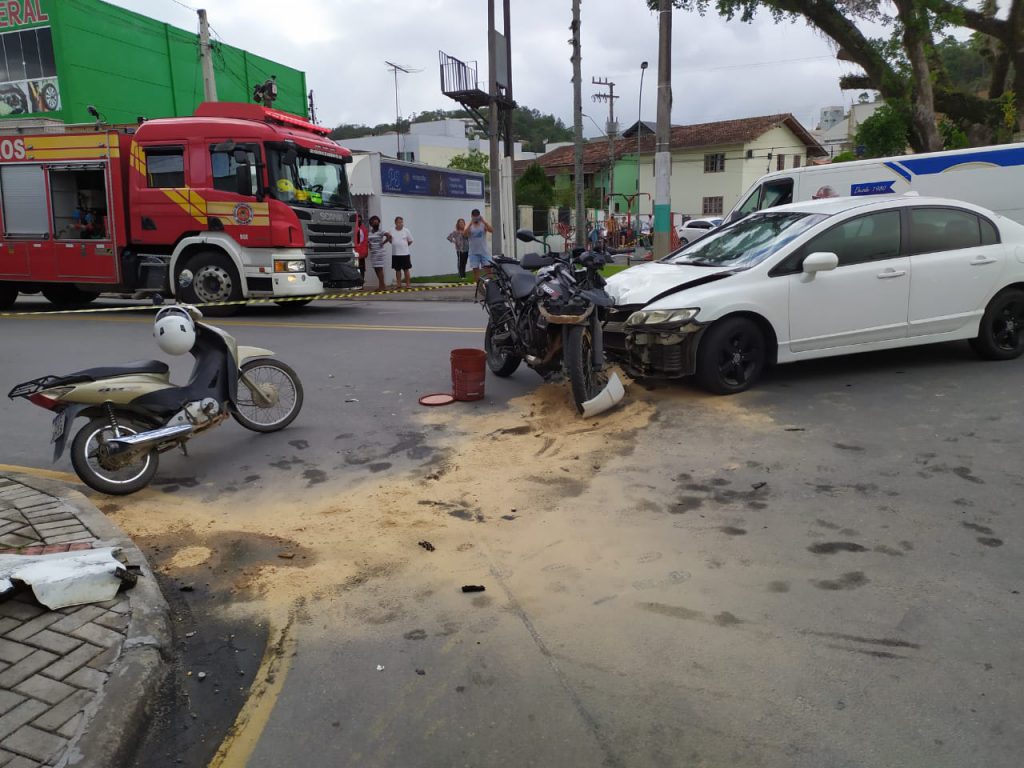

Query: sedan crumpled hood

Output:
[606, 261, 736, 306]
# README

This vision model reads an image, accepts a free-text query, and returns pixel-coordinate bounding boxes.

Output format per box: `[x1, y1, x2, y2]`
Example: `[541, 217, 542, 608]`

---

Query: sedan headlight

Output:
[274, 259, 306, 273]
[625, 308, 700, 327]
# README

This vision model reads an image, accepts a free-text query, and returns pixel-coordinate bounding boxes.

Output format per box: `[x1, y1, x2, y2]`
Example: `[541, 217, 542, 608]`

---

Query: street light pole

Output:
[637, 61, 648, 232]
[653, 0, 672, 258]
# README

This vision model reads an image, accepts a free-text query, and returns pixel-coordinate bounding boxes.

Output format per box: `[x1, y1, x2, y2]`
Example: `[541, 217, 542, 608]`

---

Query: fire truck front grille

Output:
[304, 222, 353, 254]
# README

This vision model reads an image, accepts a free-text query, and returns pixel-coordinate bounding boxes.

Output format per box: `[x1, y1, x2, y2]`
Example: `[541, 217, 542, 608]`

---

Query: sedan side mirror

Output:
[803, 251, 839, 274]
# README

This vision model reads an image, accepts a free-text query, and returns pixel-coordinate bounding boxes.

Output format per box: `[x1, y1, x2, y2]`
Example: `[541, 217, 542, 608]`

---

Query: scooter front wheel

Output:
[70, 417, 159, 495]
[232, 359, 304, 433]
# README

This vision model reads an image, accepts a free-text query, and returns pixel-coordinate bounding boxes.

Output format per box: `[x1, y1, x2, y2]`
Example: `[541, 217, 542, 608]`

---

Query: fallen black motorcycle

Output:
[477, 229, 624, 416]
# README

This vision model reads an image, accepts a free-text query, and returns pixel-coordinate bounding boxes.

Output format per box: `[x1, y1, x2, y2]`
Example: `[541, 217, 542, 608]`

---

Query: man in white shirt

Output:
[389, 216, 414, 288]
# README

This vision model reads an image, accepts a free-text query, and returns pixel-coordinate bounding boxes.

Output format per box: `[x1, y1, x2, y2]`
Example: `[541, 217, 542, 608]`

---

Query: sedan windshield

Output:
[267, 147, 353, 209]
[666, 211, 827, 268]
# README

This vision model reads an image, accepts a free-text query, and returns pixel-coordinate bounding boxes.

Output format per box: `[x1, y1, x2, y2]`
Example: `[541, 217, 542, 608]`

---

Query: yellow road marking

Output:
[209, 621, 297, 768]
[0, 464, 83, 485]
[4, 314, 482, 333]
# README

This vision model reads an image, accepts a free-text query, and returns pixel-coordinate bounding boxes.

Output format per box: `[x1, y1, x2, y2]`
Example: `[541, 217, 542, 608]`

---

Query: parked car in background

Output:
[676, 217, 723, 245]
[605, 195, 1024, 394]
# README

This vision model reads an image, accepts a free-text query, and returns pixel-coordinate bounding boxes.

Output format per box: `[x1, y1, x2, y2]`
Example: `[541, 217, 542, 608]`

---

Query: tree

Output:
[515, 163, 555, 208]
[659, 0, 1024, 151]
[855, 102, 912, 156]
[448, 150, 490, 184]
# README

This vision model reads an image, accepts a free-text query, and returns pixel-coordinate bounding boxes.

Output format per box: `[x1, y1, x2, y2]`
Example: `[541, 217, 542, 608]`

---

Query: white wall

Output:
[378, 194, 485, 278]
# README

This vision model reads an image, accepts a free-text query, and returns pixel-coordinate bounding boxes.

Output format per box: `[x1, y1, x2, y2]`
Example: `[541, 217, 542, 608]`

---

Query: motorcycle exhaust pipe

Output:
[105, 423, 193, 452]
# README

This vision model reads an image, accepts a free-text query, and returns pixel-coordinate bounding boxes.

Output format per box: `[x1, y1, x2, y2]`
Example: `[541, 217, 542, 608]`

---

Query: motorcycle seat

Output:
[509, 271, 538, 299]
[55, 360, 170, 384]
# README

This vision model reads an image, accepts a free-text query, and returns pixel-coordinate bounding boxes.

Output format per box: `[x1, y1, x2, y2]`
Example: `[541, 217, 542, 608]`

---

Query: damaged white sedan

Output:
[604, 195, 1024, 393]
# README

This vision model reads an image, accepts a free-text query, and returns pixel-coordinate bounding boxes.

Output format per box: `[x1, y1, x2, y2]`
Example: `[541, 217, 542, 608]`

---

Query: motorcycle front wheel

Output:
[565, 325, 603, 413]
[233, 359, 304, 432]
[485, 320, 522, 377]
[70, 417, 159, 495]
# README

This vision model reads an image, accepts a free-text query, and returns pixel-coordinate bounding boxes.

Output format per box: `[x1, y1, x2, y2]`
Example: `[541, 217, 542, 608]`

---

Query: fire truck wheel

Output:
[179, 251, 242, 317]
[0, 283, 17, 310]
[41, 285, 100, 307]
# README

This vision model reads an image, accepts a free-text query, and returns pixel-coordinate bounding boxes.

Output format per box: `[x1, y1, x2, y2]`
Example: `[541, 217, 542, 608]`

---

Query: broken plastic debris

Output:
[461, 585, 486, 593]
[418, 541, 435, 552]
[376, 664, 385, 672]
[185, 631, 196, 638]
[345, 398, 359, 403]
[415, 669, 426, 676]
[197, 672, 207, 680]
[0, 547, 133, 610]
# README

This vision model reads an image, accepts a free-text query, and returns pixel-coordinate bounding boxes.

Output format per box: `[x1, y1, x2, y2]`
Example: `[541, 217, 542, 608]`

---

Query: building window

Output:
[144, 148, 186, 188]
[793, 155, 802, 168]
[776, 154, 785, 171]
[703, 153, 725, 173]
[702, 196, 724, 216]
[397, 151, 416, 162]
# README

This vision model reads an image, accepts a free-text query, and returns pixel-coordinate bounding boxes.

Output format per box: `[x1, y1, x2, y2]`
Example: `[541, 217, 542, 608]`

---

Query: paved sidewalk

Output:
[0, 474, 170, 768]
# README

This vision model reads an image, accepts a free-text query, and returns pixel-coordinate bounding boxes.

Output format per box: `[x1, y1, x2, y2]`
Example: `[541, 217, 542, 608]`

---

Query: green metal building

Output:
[0, 0, 308, 125]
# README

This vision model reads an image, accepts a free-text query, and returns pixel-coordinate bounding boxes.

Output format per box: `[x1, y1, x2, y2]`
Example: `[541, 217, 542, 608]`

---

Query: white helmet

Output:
[153, 306, 196, 355]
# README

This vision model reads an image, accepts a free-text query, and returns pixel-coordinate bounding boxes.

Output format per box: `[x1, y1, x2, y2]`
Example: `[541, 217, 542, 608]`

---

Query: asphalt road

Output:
[1, 296, 1022, 768]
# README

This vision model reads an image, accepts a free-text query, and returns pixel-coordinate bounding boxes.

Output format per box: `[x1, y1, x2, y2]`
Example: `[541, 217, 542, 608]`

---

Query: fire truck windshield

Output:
[268, 146, 352, 209]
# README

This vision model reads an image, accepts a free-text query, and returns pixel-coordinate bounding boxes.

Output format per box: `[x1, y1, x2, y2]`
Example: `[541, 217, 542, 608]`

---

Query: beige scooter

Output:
[8, 305, 303, 495]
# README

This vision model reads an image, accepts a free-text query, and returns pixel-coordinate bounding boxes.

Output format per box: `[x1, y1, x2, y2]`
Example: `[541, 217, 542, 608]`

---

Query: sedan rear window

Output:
[666, 211, 827, 268]
[909, 207, 985, 254]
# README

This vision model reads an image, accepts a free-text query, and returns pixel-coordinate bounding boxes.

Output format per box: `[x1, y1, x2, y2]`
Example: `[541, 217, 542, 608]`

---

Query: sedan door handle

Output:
[877, 269, 906, 279]
[970, 256, 998, 266]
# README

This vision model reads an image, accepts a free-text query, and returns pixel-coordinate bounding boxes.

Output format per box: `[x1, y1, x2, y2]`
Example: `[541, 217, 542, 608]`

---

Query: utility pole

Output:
[592, 77, 618, 220]
[570, 0, 585, 248]
[197, 9, 217, 102]
[487, 0, 502, 254]
[653, 0, 672, 258]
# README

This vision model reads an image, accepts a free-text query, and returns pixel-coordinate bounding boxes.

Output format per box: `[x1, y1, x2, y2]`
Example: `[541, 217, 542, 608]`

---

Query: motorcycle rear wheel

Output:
[232, 359, 304, 432]
[485, 320, 522, 377]
[565, 325, 603, 413]
[70, 417, 159, 495]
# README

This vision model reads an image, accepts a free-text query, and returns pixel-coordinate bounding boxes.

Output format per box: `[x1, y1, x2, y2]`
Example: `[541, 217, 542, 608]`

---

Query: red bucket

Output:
[451, 348, 487, 401]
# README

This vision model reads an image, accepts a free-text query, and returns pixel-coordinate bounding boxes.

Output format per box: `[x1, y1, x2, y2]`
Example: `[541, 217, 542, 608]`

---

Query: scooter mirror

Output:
[516, 228, 537, 243]
[178, 269, 194, 289]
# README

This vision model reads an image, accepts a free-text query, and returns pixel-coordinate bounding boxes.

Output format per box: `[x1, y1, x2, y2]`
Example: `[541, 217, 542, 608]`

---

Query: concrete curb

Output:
[4, 473, 172, 768]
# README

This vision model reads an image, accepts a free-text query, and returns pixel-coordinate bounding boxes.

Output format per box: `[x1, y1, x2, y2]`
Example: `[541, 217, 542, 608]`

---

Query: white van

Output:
[727, 142, 1024, 225]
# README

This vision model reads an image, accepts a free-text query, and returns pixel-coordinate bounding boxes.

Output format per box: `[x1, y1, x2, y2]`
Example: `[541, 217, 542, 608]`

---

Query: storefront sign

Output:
[380, 161, 484, 199]
[0, 1, 49, 29]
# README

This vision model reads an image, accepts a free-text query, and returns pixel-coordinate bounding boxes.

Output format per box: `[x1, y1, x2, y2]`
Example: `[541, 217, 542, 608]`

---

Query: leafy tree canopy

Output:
[656, 0, 1023, 151]
[515, 163, 555, 208]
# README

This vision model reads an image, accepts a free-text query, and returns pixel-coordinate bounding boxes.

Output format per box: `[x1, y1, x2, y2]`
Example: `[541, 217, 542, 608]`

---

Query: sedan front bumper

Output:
[604, 320, 707, 378]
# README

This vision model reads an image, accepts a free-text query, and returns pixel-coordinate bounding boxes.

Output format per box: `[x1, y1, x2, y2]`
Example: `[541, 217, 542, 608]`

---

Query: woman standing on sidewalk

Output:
[366, 215, 389, 291]
[447, 218, 468, 281]
[389, 216, 414, 289]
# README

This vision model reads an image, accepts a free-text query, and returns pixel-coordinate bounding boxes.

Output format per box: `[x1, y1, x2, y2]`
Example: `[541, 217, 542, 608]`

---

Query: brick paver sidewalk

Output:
[0, 477, 133, 767]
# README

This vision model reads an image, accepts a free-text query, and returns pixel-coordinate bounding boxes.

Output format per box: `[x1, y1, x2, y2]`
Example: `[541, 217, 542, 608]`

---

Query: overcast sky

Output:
[110, 0, 873, 136]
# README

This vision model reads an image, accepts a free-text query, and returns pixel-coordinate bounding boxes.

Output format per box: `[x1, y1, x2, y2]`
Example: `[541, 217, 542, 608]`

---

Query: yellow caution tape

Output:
[0, 283, 470, 318]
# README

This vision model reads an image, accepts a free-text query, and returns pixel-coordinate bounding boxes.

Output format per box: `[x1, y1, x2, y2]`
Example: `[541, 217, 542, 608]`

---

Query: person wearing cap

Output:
[465, 208, 493, 283]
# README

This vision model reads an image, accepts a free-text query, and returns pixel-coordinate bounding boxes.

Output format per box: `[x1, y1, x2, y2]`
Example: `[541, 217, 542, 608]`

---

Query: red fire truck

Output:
[0, 102, 361, 313]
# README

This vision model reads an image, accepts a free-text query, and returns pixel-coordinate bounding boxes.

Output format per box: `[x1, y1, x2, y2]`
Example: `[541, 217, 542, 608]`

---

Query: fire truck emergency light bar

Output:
[193, 102, 332, 136]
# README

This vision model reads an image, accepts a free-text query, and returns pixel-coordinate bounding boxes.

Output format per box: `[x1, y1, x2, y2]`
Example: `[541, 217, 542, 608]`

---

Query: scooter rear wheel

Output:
[232, 359, 304, 432]
[70, 417, 159, 495]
